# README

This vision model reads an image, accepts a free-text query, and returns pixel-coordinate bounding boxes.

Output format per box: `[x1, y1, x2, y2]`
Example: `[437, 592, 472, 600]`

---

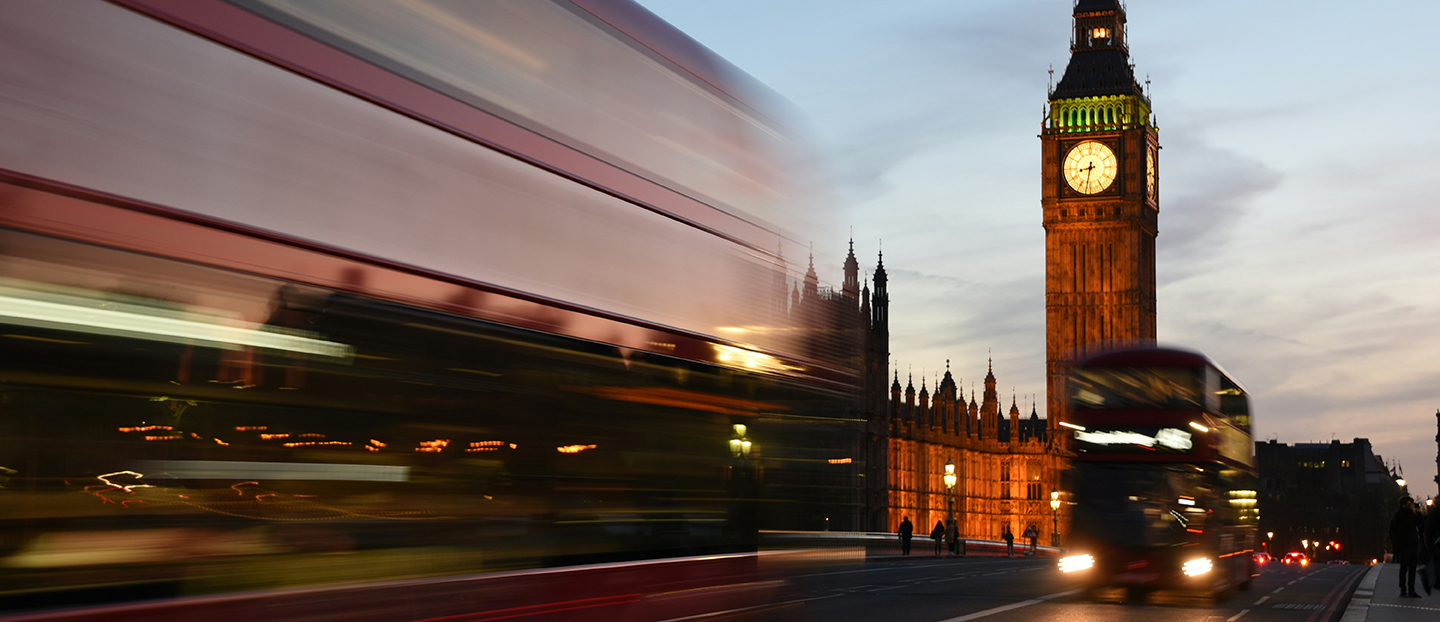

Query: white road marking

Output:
[934, 588, 1082, 622]
[653, 593, 844, 621]
[1227, 609, 1251, 622]
[1272, 587, 1285, 593]
[1253, 596, 1270, 605]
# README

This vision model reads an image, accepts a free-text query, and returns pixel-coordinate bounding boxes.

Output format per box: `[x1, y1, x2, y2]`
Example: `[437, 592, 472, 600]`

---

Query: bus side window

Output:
[1218, 376, 1250, 430]
[1219, 470, 1259, 527]
[1205, 367, 1221, 413]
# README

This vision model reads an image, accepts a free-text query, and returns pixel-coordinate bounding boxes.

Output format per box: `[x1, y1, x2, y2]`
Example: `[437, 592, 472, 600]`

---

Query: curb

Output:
[1340, 564, 1383, 622]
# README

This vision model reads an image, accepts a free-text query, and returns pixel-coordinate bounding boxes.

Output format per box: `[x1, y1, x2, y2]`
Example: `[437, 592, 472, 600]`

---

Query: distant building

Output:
[1255, 438, 1402, 562]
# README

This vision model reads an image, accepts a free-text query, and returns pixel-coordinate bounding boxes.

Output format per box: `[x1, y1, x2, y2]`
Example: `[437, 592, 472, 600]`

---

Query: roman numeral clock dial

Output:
[1063, 140, 1118, 194]
[1147, 146, 1156, 201]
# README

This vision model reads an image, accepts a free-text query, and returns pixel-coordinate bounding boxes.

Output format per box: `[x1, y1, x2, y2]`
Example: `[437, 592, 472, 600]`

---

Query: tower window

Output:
[1091, 27, 1110, 40]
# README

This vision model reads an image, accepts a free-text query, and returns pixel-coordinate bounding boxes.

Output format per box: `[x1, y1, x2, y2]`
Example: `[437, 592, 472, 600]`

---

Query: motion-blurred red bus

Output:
[0, 1, 857, 618]
[1056, 347, 1257, 598]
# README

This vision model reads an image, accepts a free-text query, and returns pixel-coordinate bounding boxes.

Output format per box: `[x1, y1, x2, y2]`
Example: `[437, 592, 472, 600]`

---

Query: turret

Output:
[1027, 401, 1044, 444]
[904, 373, 916, 431]
[982, 357, 999, 439]
[872, 250, 888, 335]
[921, 377, 933, 430]
[842, 238, 859, 301]
[939, 363, 957, 435]
[1007, 393, 1021, 445]
[803, 251, 819, 301]
[860, 279, 871, 324]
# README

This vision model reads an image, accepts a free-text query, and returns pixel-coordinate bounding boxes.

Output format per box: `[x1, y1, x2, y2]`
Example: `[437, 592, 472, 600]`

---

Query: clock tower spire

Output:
[1042, 0, 1158, 434]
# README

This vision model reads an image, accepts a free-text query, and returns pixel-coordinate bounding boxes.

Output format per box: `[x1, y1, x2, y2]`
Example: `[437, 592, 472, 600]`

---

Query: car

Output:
[1327, 559, 1349, 565]
[1254, 552, 1273, 565]
[1282, 552, 1309, 566]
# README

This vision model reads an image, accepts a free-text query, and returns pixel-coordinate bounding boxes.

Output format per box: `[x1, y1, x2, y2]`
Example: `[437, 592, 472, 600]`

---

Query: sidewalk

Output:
[1341, 563, 1440, 622]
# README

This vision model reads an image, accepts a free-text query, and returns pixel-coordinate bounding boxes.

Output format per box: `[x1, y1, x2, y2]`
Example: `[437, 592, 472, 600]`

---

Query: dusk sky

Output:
[636, 0, 1440, 492]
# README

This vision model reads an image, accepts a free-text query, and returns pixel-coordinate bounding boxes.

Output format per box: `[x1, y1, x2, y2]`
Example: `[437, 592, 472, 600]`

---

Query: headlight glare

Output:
[1183, 557, 1213, 577]
[1059, 553, 1095, 573]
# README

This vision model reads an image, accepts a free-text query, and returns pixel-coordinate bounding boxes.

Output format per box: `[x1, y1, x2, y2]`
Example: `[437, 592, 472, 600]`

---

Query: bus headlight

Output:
[1183, 557, 1213, 577]
[1059, 554, 1094, 573]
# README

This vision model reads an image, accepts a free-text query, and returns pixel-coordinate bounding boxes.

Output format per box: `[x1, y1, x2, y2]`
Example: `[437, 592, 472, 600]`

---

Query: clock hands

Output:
[1064, 142, 1115, 194]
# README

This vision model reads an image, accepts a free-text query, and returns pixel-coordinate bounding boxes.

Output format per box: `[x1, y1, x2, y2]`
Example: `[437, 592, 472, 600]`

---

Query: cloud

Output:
[811, 1, 1064, 203]
[1155, 123, 1282, 274]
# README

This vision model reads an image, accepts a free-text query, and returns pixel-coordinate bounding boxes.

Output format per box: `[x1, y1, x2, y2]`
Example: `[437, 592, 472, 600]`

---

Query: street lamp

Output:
[729, 424, 751, 458]
[944, 459, 957, 555]
[1050, 491, 1061, 547]
[1397, 478, 1407, 488]
[1265, 531, 1273, 553]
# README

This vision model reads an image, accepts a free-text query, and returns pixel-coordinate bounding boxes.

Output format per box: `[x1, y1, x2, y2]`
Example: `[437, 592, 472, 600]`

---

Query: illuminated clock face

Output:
[1063, 141, 1118, 194]
[1146, 146, 1156, 201]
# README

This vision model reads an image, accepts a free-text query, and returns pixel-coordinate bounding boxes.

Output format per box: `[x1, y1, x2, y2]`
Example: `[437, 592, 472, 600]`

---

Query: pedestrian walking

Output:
[946, 519, 960, 556]
[1023, 524, 1039, 556]
[1003, 526, 1014, 557]
[931, 520, 945, 555]
[898, 516, 914, 556]
[1391, 496, 1422, 597]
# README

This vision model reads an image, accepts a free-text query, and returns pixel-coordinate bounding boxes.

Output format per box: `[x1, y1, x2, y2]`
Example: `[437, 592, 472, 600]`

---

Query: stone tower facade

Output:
[1041, 0, 1159, 433]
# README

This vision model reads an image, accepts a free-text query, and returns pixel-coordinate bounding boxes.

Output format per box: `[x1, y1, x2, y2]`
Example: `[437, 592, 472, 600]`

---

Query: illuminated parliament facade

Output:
[788, 240, 1064, 541]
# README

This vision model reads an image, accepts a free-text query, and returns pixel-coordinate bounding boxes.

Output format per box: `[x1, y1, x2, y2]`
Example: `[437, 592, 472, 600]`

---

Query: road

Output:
[704, 557, 1367, 622]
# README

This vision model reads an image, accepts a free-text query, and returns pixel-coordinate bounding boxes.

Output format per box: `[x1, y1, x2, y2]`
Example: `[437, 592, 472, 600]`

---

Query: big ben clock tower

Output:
[1042, 0, 1158, 433]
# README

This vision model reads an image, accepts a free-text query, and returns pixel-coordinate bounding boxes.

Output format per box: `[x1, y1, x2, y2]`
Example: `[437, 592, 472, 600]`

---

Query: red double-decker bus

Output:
[0, 1, 859, 619]
[1057, 347, 1257, 598]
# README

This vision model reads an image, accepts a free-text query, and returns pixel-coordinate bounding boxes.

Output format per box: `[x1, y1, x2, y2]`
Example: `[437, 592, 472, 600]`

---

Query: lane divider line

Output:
[1304, 566, 1366, 622]
[1254, 596, 1270, 605]
[654, 593, 844, 622]
[934, 588, 1082, 622]
[1228, 608, 1251, 621]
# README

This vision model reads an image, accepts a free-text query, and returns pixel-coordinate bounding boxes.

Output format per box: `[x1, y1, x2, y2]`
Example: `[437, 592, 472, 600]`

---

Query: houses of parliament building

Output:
[787, 240, 1063, 542]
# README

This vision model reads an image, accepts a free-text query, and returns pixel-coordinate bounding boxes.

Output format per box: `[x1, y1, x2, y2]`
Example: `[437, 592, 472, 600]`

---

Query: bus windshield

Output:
[1071, 366, 1206, 410]
[1072, 463, 1212, 548]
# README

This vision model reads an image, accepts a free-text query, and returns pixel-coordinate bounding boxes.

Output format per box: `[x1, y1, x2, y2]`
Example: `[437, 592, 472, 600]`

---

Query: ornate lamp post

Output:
[944, 459, 957, 555]
[729, 424, 751, 458]
[1050, 491, 1061, 547]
